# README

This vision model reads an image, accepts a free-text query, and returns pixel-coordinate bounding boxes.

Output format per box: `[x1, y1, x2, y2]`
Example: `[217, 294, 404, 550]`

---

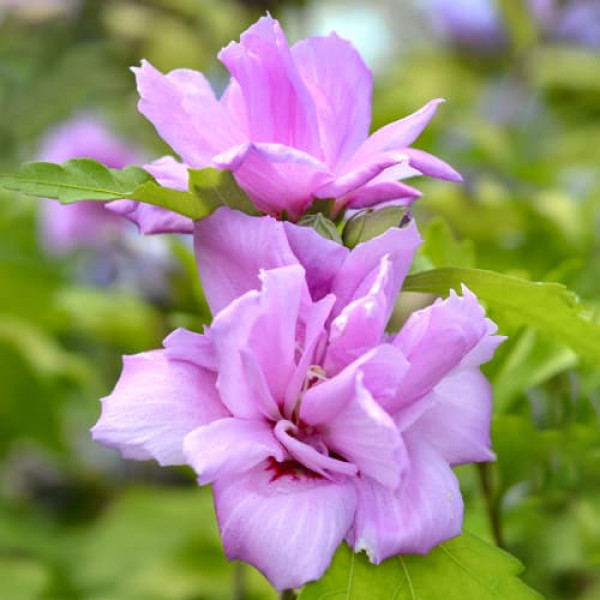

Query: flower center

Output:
[272, 420, 357, 481]
[305, 364, 327, 388]
[290, 364, 328, 424]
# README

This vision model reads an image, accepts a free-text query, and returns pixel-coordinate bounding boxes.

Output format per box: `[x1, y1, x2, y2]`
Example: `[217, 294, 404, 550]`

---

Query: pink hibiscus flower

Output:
[92, 208, 501, 590]
[127, 15, 460, 233]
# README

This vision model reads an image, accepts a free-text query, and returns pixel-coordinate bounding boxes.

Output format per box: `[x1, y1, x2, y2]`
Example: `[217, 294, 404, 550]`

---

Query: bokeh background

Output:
[1, 1, 600, 598]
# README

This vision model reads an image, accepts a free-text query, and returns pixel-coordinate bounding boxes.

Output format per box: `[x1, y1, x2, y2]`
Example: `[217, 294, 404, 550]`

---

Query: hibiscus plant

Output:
[2, 11, 600, 600]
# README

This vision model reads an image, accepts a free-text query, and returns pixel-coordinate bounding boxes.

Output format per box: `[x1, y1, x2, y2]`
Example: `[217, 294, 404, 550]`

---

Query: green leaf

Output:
[303, 198, 336, 219]
[0, 159, 153, 202]
[0, 160, 260, 221]
[298, 213, 343, 244]
[402, 267, 600, 363]
[299, 532, 541, 599]
[420, 219, 476, 268]
[342, 205, 409, 249]
[130, 180, 204, 219]
[188, 167, 259, 216]
[132, 168, 260, 221]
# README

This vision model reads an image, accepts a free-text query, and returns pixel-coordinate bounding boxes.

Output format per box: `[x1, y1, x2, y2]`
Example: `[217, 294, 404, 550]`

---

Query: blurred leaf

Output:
[492, 415, 543, 491]
[0, 557, 49, 600]
[299, 532, 540, 599]
[0, 259, 59, 324]
[53, 287, 164, 352]
[0, 159, 152, 202]
[402, 267, 600, 363]
[0, 339, 64, 452]
[0, 316, 91, 382]
[492, 328, 578, 412]
[76, 486, 275, 600]
[420, 218, 476, 268]
[497, 0, 538, 52]
[533, 46, 600, 92]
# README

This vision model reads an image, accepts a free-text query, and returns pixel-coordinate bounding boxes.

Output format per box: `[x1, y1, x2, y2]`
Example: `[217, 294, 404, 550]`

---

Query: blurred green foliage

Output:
[1, 0, 600, 599]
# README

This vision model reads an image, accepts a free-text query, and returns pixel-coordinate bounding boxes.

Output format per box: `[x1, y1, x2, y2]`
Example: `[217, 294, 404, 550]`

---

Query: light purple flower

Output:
[424, 0, 600, 51]
[553, 1, 600, 48]
[92, 208, 502, 590]
[38, 115, 140, 253]
[423, 0, 507, 49]
[129, 15, 460, 232]
[38, 116, 192, 251]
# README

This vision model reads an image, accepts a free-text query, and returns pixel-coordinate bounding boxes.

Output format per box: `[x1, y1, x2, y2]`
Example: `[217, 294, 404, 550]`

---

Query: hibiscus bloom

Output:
[92, 208, 502, 590]
[128, 15, 460, 233]
[38, 115, 140, 253]
[38, 115, 190, 251]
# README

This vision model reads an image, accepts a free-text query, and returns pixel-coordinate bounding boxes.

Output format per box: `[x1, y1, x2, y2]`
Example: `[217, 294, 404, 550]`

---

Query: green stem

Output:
[280, 590, 297, 600]
[477, 462, 505, 549]
[233, 563, 246, 600]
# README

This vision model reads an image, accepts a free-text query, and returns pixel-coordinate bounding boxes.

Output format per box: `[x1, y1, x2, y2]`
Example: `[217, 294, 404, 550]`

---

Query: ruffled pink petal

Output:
[133, 60, 242, 166]
[344, 181, 422, 209]
[356, 343, 410, 413]
[332, 219, 421, 319]
[348, 433, 463, 562]
[213, 142, 331, 219]
[218, 15, 321, 157]
[292, 33, 372, 170]
[91, 350, 228, 466]
[239, 349, 283, 421]
[301, 345, 399, 426]
[162, 327, 216, 370]
[408, 368, 495, 465]
[283, 293, 336, 418]
[210, 266, 305, 418]
[300, 354, 362, 427]
[350, 98, 445, 161]
[323, 375, 407, 489]
[460, 298, 505, 366]
[220, 79, 249, 134]
[143, 155, 189, 191]
[283, 221, 348, 301]
[106, 200, 193, 234]
[314, 150, 406, 202]
[247, 267, 307, 403]
[194, 207, 298, 314]
[274, 420, 358, 479]
[325, 256, 395, 373]
[391, 287, 494, 412]
[199, 293, 261, 419]
[403, 148, 462, 182]
[214, 462, 357, 590]
[183, 418, 285, 484]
